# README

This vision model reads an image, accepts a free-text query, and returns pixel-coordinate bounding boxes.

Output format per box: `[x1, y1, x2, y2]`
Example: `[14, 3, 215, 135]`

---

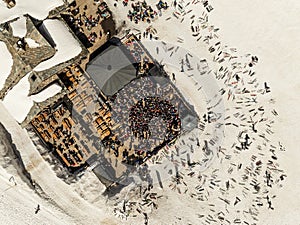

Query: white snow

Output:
[2, 73, 33, 123]
[165, 65, 207, 122]
[10, 16, 27, 37]
[0, 0, 63, 24]
[0, 0, 299, 224]
[0, 41, 13, 90]
[33, 19, 82, 72]
[2, 73, 62, 123]
[106, 1, 300, 224]
[0, 166, 74, 225]
[25, 38, 40, 48]
[209, 1, 300, 223]
[0, 102, 118, 224]
[31, 83, 62, 102]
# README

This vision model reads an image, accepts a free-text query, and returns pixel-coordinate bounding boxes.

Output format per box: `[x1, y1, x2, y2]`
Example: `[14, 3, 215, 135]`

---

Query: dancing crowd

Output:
[130, 96, 181, 141]
[111, 76, 183, 161]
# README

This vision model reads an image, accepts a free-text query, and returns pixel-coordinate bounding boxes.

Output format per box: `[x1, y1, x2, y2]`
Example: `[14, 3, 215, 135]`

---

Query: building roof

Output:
[86, 42, 137, 96]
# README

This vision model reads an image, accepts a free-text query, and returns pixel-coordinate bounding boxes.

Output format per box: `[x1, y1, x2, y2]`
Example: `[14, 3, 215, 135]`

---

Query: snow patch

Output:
[0, 41, 13, 90]
[25, 38, 40, 48]
[33, 19, 82, 72]
[0, 0, 63, 24]
[2, 73, 61, 123]
[10, 16, 27, 37]
[31, 83, 62, 102]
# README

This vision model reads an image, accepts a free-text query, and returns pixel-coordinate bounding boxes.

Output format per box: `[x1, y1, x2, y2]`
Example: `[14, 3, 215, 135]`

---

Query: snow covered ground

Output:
[10, 16, 27, 38]
[0, 0, 63, 24]
[0, 0, 299, 224]
[0, 103, 118, 225]
[33, 19, 82, 72]
[0, 166, 74, 225]
[2, 73, 62, 123]
[209, 1, 300, 223]
[25, 38, 40, 48]
[105, 1, 300, 224]
[0, 41, 13, 90]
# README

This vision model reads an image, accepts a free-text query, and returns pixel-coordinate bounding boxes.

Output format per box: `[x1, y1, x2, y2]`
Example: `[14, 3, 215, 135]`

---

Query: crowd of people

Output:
[130, 96, 181, 141]
[64, 2, 109, 45]
[110, 76, 185, 162]
[127, 1, 158, 24]
[99, 1, 286, 224]
[112, 0, 169, 24]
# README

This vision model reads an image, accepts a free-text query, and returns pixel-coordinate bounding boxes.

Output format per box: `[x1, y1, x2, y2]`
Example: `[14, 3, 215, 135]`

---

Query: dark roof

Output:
[86, 41, 137, 96]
